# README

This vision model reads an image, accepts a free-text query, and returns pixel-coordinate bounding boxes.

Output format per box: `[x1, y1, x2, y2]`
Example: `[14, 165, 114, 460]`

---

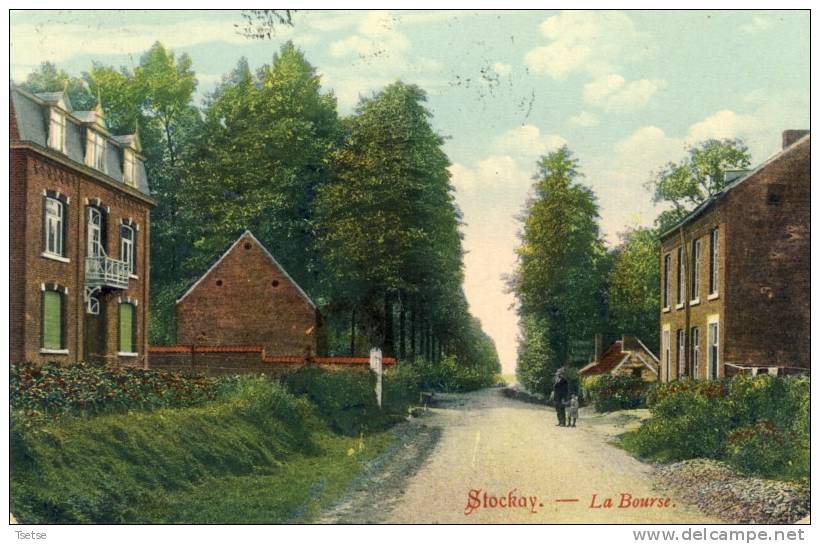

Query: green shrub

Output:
[10, 361, 239, 423]
[622, 375, 809, 482]
[583, 374, 651, 412]
[408, 356, 498, 392]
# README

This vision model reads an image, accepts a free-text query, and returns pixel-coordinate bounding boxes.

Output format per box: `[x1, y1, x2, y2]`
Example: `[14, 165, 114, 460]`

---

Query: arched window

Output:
[41, 287, 66, 351]
[43, 196, 66, 257]
[120, 224, 135, 273]
[87, 206, 106, 257]
[119, 302, 137, 354]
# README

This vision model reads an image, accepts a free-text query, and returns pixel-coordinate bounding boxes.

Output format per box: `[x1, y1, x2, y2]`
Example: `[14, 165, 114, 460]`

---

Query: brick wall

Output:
[148, 345, 394, 377]
[723, 137, 810, 369]
[176, 232, 322, 357]
[10, 146, 153, 366]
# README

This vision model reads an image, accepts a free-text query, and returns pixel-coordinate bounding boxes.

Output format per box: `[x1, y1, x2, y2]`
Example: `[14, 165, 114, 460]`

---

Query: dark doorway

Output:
[85, 303, 107, 364]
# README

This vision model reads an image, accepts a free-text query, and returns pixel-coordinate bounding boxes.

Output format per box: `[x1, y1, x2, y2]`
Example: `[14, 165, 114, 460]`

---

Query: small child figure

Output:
[567, 394, 579, 427]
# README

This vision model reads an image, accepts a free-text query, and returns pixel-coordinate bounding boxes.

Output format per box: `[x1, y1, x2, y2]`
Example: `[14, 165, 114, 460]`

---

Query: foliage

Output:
[510, 147, 609, 388]
[19, 61, 95, 110]
[582, 374, 651, 412]
[406, 355, 498, 393]
[10, 361, 239, 422]
[622, 375, 809, 482]
[608, 227, 661, 352]
[648, 139, 751, 232]
[11, 376, 392, 523]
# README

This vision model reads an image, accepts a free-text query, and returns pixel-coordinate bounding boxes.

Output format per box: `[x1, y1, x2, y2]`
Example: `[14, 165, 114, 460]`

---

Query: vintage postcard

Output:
[6, 7, 812, 535]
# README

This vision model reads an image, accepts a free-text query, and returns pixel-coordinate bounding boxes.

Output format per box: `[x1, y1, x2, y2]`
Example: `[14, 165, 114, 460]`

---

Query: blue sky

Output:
[10, 10, 810, 372]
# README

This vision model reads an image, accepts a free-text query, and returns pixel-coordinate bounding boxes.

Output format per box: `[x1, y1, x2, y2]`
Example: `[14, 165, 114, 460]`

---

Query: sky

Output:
[10, 9, 810, 373]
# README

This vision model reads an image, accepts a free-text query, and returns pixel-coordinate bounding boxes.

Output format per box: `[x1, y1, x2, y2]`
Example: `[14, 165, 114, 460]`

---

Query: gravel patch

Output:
[653, 459, 810, 524]
[317, 420, 442, 524]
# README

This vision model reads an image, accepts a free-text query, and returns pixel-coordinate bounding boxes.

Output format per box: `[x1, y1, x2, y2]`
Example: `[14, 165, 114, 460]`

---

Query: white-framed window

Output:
[123, 148, 136, 187]
[44, 197, 65, 257]
[677, 246, 685, 306]
[691, 238, 701, 302]
[707, 319, 719, 380]
[662, 327, 671, 382]
[87, 207, 104, 257]
[120, 224, 135, 273]
[709, 228, 719, 296]
[86, 130, 107, 172]
[691, 327, 700, 379]
[48, 108, 66, 152]
[118, 302, 137, 355]
[663, 254, 671, 310]
[677, 329, 686, 378]
[42, 287, 66, 351]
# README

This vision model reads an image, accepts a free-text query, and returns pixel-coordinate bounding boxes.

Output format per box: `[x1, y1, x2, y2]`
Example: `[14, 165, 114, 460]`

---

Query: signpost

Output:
[369, 347, 383, 408]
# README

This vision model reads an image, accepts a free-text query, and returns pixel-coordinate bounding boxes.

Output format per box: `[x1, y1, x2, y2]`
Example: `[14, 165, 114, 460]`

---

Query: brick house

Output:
[658, 130, 810, 381]
[579, 335, 659, 382]
[10, 85, 155, 367]
[176, 231, 325, 357]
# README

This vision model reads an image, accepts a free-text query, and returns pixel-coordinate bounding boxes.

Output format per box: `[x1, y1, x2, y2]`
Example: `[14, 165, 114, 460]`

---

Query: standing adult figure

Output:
[551, 370, 569, 427]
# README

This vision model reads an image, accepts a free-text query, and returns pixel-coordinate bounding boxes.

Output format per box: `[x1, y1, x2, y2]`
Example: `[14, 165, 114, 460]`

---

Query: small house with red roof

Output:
[579, 336, 659, 382]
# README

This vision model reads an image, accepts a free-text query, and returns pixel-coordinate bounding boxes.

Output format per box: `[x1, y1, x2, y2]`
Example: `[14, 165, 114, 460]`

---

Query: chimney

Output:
[782, 130, 810, 149]
[594, 334, 603, 363]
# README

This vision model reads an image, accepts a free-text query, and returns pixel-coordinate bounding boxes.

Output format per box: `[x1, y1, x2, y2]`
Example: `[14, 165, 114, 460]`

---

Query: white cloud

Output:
[330, 11, 409, 59]
[493, 125, 566, 162]
[449, 155, 529, 194]
[493, 62, 512, 76]
[740, 16, 774, 34]
[582, 73, 666, 113]
[524, 11, 653, 79]
[568, 111, 599, 128]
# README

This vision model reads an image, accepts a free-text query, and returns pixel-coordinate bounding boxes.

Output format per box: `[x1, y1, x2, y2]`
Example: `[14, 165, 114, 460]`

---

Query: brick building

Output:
[176, 231, 325, 357]
[658, 130, 810, 381]
[10, 85, 155, 366]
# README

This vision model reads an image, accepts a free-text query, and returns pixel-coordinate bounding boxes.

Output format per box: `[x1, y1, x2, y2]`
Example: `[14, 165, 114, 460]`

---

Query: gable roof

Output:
[176, 230, 317, 309]
[579, 341, 628, 376]
[660, 133, 810, 239]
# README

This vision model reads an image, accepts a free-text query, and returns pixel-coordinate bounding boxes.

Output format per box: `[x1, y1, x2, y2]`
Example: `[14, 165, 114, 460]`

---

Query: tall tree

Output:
[608, 227, 661, 352]
[19, 61, 95, 110]
[649, 139, 751, 232]
[509, 147, 607, 386]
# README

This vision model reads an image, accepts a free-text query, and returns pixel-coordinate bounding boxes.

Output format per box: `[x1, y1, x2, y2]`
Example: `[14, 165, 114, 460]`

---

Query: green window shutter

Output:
[43, 291, 63, 349]
[119, 304, 134, 353]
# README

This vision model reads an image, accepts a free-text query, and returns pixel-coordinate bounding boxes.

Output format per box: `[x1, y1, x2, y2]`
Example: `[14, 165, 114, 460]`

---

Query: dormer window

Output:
[48, 109, 66, 152]
[86, 130, 107, 172]
[123, 148, 136, 187]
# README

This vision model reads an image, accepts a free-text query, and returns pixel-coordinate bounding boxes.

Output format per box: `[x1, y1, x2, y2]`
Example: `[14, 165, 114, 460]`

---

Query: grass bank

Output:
[11, 378, 392, 523]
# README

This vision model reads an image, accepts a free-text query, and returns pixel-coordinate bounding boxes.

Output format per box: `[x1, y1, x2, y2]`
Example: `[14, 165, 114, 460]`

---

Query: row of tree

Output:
[20, 41, 500, 376]
[511, 140, 751, 394]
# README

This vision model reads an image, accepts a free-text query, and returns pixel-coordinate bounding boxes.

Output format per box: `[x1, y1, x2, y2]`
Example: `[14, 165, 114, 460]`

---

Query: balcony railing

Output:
[86, 255, 130, 290]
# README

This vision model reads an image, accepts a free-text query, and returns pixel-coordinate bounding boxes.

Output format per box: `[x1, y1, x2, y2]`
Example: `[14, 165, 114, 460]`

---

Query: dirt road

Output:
[323, 388, 720, 524]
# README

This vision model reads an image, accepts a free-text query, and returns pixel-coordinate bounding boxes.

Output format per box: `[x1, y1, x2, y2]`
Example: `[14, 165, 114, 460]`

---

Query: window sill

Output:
[675, 303, 685, 310]
[40, 348, 69, 355]
[41, 252, 70, 263]
[690, 298, 701, 306]
[129, 273, 139, 280]
[707, 293, 720, 301]
[118, 351, 139, 357]
[662, 307, 671, 313]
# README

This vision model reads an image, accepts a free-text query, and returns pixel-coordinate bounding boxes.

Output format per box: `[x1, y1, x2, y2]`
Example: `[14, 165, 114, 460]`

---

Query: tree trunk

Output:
[383, 292, 394, 357]
[410, 307, 416, 360]
[399, 299, 406, 361]
[350, 308, 356, 356]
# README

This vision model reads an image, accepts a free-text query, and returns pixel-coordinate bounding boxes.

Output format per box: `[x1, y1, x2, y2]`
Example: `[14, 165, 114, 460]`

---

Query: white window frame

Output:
[691, 326, 700, 380]
[87, 207, 104, 257]
[663, 254, 671, 311]
[48, 108, 66, 152]
[123, 148, 136, 187]
[86, 129, 107, 173]
[120, 224, 135, 273]
[708, 228, 719, 298]
[44, 197, 64, 257]
[707, 316, 720, 380]
[691, 238, 701, 304]
[677, 329, 686, 379]
[662, 326, 671, 382]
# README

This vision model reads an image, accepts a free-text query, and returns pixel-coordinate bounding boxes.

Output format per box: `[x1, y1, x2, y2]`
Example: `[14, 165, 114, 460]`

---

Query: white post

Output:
[370, 347, 383, 408]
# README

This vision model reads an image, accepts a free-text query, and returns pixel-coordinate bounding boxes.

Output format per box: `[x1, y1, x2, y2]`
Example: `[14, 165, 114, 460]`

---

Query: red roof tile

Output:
[580, 341, 627, 376]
